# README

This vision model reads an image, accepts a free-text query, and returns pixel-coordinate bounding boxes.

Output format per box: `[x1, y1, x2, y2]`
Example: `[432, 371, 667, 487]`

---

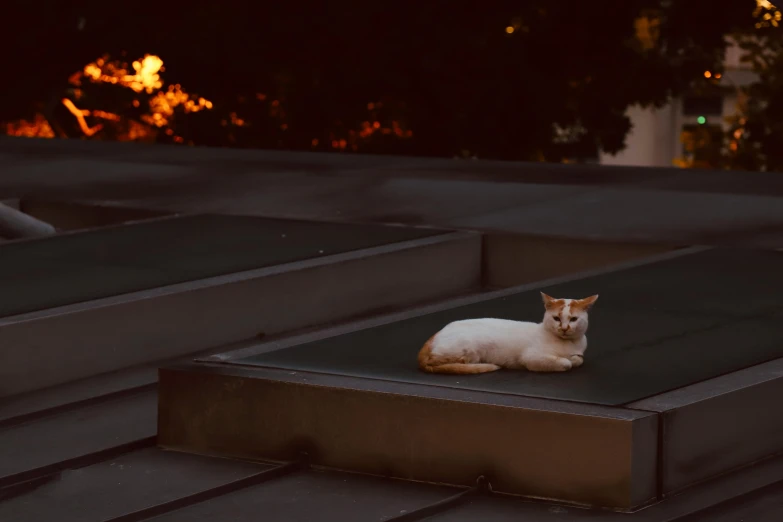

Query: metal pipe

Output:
[0, 203, 57, 239]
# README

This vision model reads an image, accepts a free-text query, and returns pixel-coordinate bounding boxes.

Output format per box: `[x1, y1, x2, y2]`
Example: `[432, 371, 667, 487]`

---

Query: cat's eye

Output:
[570, 317, 578, 322]
[553, 316, 561, 322]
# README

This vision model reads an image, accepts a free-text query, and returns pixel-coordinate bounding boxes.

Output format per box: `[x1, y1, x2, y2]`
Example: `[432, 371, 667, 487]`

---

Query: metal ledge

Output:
[158, 363, 658, 510]
[628, 356, 783, 495]
[0, 227, 480, 397]
[481, 233, 677, 289]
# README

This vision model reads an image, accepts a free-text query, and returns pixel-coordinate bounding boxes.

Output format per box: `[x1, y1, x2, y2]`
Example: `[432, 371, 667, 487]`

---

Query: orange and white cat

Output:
[418, 293, 598, 374]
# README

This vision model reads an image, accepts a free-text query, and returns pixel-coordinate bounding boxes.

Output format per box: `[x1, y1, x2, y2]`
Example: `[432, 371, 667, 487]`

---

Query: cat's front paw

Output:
[568, 354, 584, 368]
[526, 355, 573, 372]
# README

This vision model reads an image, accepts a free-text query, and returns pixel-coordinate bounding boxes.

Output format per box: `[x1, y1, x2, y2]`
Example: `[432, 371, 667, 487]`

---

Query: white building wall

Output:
[599, 38, 755, 168]
[599, 104, 677, 167]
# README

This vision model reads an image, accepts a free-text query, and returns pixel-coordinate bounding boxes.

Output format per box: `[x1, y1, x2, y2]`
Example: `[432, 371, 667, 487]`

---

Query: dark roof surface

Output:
[0, 213, 437, 318]
[3, 137, 783, 520]
[238, 247, 783, 405]
[4, 137, 783, 248]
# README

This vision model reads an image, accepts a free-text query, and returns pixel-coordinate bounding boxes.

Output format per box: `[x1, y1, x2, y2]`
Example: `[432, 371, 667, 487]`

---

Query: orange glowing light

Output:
[82, 54, 164, 94]
[4, 53, 214, 140]
[346, 102, 415, 147]
[704, 71, 712, 78]
[4, 53, 414, 151]
[61, 98, 104, 136]
[505, 26, 515, 34]
[92, 110, 120, 121]
[229, 112, 246, 127]
[715, 73, 722, 79]
[4, 114, 55, 138]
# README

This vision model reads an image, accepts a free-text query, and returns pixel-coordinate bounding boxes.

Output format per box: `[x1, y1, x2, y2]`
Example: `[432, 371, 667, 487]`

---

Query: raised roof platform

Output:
[205, 247, 783, 405]
[0, 213, 443, 317]
[0, 214, 480, 396]
[159, 246, 783, 510]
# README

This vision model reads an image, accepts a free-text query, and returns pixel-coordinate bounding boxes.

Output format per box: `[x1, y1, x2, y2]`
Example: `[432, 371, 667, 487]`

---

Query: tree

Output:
[0, 1, 762, 162]
[722, 1, 783, 171]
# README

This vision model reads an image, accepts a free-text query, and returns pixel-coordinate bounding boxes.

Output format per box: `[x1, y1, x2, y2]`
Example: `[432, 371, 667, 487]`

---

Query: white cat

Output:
[418, 293, 598, 374]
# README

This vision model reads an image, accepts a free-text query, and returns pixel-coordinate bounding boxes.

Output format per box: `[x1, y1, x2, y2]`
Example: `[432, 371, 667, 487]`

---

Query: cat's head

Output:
[540, 293, 599, 339]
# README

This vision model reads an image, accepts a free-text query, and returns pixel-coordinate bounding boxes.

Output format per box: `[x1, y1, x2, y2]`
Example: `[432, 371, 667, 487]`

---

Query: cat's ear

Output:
[575, 294, 599, 311]
[541, 292, 556, 309]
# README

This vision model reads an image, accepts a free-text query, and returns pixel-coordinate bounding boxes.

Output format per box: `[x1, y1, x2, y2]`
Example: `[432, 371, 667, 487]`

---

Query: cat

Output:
[418, 293, 598, 374]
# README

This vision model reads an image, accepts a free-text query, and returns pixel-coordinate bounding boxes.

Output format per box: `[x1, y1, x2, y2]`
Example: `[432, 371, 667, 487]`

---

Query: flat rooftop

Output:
[3, 138, 783, 520]
[236, 247, 783, 406]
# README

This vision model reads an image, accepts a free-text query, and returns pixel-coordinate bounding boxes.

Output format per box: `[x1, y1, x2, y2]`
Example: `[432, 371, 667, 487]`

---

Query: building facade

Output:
[599, 40, 759, 168]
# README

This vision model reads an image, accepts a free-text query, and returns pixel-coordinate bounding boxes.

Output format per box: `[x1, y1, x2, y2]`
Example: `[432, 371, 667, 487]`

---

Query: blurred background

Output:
[1, 0, 780, 171]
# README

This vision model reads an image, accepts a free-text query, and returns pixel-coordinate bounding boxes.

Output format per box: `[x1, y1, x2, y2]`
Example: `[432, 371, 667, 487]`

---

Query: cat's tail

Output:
[418, 335, 500, 374]
[423, 362, 501, 374]
[417, 335, 438, 371]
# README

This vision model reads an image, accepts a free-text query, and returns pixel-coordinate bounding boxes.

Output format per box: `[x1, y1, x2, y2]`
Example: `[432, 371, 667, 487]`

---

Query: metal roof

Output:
[2, 137, 783, 520]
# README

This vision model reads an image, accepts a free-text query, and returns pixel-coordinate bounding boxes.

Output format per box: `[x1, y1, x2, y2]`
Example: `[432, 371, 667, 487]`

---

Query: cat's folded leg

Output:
[568, 354, 584, 368]
[525, 354, 573, 372]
